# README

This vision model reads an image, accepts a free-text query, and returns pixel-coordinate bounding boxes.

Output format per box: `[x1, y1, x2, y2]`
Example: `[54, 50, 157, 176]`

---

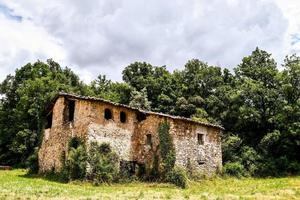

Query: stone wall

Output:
[39, 95, 222, 175]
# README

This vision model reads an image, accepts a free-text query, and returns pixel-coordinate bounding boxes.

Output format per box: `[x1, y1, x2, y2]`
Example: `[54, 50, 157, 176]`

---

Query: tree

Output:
[0, 60, 88, 166]
[182, 59, 223, 98]
[129, 88, 151, 110]
[123, 62, 178, 112]
[91, 75, 132, 105]
[231, 48, 281, 144]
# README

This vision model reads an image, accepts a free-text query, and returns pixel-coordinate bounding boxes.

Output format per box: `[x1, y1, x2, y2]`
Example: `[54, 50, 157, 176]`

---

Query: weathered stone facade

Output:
[39, 93, 223, 175]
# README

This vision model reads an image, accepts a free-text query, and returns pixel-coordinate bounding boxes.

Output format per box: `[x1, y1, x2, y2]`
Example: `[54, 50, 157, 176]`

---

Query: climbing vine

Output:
[157, 121, 176, 175]
[156, 121, 187, 188]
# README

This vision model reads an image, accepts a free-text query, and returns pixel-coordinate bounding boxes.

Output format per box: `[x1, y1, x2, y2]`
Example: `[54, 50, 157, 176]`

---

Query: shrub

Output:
[223, 162, 245, 177]
[62, 137, 87, 180]
[64, 145, 87, 180]
[222, 134, 242, 163]
[26, 148, 39, 174]
[98, 143, 111, 154]
[165, 167, 187, 188]
[87, 142, 119, 185]
[240, 146, 260, 176]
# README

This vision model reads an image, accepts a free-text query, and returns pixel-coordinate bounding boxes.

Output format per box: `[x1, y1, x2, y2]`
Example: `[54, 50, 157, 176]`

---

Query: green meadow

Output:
[0, 169, 299, 200]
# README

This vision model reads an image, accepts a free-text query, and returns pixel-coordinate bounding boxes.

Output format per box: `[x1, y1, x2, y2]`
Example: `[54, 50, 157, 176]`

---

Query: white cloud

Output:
[275, 0, 300, 55]
[0, 8, 65, 81]
[0, 0, 297, 83]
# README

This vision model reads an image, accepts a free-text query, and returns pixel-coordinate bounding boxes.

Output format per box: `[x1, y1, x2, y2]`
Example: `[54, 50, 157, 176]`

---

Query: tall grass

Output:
[0, 169, 299, 199]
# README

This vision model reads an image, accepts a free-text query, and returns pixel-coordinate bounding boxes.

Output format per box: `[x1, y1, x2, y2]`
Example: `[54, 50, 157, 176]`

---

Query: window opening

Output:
[45, 112, 53, 129]
[136, 112, 147, 122]
[104, 108, 112, 120]
[68, 100, 75, 122]
[146, 134, 152, 146]
[120, 111, 126, 123]
[197, 133, 204, 145]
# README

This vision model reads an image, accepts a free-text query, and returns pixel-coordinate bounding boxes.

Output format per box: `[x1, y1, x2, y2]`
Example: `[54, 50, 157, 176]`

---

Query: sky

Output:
[0, 0, 300, 83]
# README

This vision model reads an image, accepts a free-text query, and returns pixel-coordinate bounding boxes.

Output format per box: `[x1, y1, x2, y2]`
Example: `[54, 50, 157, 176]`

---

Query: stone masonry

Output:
[38, 92, 223, 175]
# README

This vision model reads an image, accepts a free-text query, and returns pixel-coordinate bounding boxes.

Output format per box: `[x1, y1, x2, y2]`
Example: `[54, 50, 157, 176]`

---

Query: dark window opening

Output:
[120, 111, 127, 123]
[45, 112, 53, 129]
[68, 100, 75, 122]
[197, 133, 204, 145]
[146, 134, 152, 146]
[136, 112, 147, 122]
[104, 108, 112, 120]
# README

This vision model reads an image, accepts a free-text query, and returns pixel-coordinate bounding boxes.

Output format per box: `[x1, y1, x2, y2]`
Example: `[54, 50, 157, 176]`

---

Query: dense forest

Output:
[0, 47, 299, 177]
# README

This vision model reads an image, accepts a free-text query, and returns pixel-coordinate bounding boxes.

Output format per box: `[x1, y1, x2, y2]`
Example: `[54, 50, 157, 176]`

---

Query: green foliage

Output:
[0, 60, 89, 166]
[123, 62, 179, 113]
[64, 145, 87, 180]
[173, 97, 196, 118]
[63, 137, 87, 180]
[62, 140, 119, 184]
[151, 121, 187, 188]
[165, 167, 188, 188]
[25, 147, 39, 174]
[157, 121, 176, 175]
[90, 75, 132, 104]
[129, 88, 151, 110]
[87, 142, 119, 185]
[223, 162, 245, 178]
[222, 134, 242, 163]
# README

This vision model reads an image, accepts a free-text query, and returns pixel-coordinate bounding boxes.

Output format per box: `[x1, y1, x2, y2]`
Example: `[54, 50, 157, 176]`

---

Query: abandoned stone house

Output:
[38, 92, 223, 175]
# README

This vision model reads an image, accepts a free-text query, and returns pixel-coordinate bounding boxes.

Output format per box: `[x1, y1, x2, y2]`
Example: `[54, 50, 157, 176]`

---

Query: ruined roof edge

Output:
[57, 92, 224, 130]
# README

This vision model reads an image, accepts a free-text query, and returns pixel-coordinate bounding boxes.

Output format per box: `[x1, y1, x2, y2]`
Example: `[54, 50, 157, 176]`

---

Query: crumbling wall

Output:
[171, 120, 222, 175]
[38, 97, 89, 172]
[131, 114, 222, 175]
[88, 122, 132, 160]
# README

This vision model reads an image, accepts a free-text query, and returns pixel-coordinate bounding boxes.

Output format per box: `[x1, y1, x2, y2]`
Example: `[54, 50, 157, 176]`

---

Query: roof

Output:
[50, 92, 224, 130]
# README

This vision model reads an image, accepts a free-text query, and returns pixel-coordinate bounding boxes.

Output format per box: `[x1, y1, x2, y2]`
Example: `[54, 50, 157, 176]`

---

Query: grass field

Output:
[0, 169, 299, 200]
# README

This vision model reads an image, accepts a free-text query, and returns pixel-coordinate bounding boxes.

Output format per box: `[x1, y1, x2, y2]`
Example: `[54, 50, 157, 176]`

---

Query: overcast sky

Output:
[0, 0, 300, 82]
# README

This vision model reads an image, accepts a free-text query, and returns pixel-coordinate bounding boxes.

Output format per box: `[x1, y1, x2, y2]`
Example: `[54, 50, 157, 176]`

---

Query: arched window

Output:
[120, 111, 127, 123]
[104, 108, 112, 120]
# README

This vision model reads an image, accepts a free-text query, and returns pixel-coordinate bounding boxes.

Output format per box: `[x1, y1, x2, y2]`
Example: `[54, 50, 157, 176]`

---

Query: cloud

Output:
[0, 10, 65, 81]
[275, 0, 300, 55]
[0, 0, 292, 82]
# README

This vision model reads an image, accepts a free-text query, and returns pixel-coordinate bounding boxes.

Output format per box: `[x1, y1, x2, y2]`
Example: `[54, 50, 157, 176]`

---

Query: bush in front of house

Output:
[62, 139, 120, 184]
[87, 142, 119, 185]
[165, 167, 188, 188]
[64, 144, 87, 180]
[62, 133, 189, 188]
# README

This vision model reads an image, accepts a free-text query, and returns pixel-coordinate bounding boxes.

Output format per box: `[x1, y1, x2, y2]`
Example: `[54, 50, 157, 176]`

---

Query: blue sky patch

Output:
[0, 3, 22, 22]
[291, 34, 300, 46]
